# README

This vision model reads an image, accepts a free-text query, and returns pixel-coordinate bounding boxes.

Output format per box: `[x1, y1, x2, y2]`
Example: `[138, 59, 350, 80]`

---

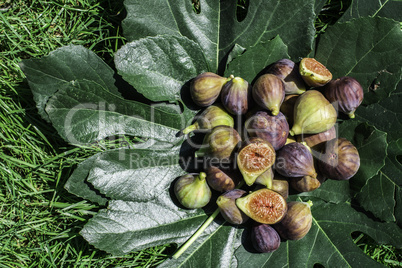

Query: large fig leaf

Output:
[114, 35, 209, 103]
[339, 0, 402, 22]
[85, 147, 185, 201]
[315, 17, 402, 105]
[19, 45, 119, 122]
[234, 199, 402, 268]
[80, 199, 208, 255]
[122, 0, 316, 70]
[223, 36, 289, 82]
[44, 79, 186, 146]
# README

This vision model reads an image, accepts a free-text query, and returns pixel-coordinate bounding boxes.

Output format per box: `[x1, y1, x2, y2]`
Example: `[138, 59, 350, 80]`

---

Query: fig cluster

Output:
[174, 58, 362, 254]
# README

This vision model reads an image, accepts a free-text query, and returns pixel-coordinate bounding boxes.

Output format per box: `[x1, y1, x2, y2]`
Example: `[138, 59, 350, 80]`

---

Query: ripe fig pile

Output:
[176, 57, 362, 254]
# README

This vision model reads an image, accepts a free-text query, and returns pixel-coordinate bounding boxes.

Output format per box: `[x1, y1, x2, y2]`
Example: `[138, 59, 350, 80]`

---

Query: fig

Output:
[274, 201, 313, 240]
[255, 167, 274, 188]
[324, 76, 364, 119]
[266, 59, 306, 95]
[190, 72, 228, 107]
[317, 137, 360, 180]
[252, 74, 285, 116]
[216, 189, 249, 225]
[174, 172, 212, 209]
[290, 175, 322, 192]
[275, 142, 317, 178]
[237, 137, 276, 186]
[205, 166, 240, 192]
[221, 76, 250, 115]
[271, 177, 289, 200]
[251, 223, 281, 253]
[181, 104, 234, 134]
[290, 90, 337, 136]
[280, 94, 298, 125]
[245, 110, 289, 150]
[297, 126, 336, 150]
[299, 58, 332, 87]
[195, 125, 242, 161]
[236, 188, 288, 224]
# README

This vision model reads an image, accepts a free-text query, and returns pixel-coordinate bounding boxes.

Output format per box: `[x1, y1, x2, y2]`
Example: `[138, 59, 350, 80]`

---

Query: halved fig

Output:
[236, 188, 288, 224]
[237, 138, 276, 186]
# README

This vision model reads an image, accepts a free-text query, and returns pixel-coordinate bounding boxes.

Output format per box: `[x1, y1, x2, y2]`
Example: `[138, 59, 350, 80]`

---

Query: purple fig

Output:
[216, 189, 249, 225]
[324, 76, 364, 119]
[266, 59, 306, 95]
[251, 223, 281, 253]
[245, 110, 289, 150]
[274, 201, 313, 240]
[205, 166, 240, 192]
[252, 74, 285, 116]
[221, 76, 250, 115]
[317, 138, 360, 180]
[275, 142, 317, 178]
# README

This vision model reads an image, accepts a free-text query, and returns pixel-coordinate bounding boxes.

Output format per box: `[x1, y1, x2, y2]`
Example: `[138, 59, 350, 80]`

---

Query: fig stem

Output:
[182, 123, 198, 135]
[172, 208, 220, 259]
[172, 180, 245, 259]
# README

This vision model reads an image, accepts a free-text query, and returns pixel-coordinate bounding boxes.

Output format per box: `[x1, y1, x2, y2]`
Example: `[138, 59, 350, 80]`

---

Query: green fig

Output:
[255, 167, 274, 188]
[289, 90, 337, 136]
[182, 104, 234, 134]
[174, 172, 212, 209]
[216, 189, 249, 225]
[271, 177, 289, 199]
[299, 58, 332, 87]
[195, 126, 242, 161]
[190, 72, 229, 107]
[236, 188, 288, 224]
[221, 76, 250, 115]
[237, 137, 276, 186]
[252, 74, 285, 116]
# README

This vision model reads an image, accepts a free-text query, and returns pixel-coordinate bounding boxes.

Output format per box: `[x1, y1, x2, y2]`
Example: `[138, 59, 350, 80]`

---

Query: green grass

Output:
[0, 0, 401, 267]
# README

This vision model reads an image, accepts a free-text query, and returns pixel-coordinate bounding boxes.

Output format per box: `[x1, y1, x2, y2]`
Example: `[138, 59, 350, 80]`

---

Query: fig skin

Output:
[297, 126, 337, 150]
[324, 76, 364, 119]
[190, 72, 228, 107]
[251, 223, 281, 253]
[274, 201, 313, 240]
[216, 189, 249, 225]
[266, 59, 306, 95]
[182, 104, 234, 134]
[317, 138, 360, 180]
[245, 110, 289, 151]
[275, 142, 317, 178]
[252, 74, 285, 116]
[236, 188, 288, 224]
[205, 166, 240, 192]
[195, 125, 242, 161]
[255, 167, 274, 188]
[271, 177, 289, 200]
[221, 76, 250, 115]
[290, 175, 322, 192]
[290, 90, 337, 136]
[280, 94, 298, 125]
[174, 172, 212, 209]
[237, 137, 276, 186]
